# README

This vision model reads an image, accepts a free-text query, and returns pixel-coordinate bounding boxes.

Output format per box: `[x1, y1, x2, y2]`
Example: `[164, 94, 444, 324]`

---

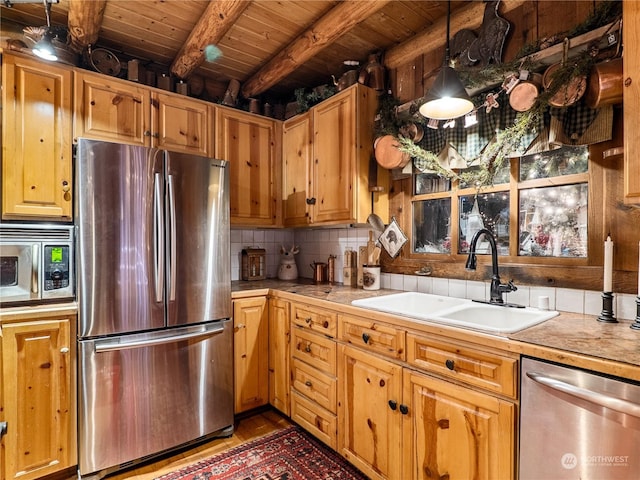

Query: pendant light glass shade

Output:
[419, 66, 473, 120]
[32, 31, 58, 61]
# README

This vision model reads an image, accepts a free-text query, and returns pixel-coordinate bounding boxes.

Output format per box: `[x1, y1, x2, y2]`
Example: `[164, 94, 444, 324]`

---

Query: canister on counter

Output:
[241, 248, 266, 281]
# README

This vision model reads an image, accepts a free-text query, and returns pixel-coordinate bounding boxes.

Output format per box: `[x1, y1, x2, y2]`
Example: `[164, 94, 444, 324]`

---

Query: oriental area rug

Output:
[154, 425, 368, 480]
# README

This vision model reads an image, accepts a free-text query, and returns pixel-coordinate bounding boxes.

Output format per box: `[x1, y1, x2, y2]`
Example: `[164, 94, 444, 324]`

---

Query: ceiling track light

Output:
[419, 0, 474, 120]
[31, 0, 58, 61]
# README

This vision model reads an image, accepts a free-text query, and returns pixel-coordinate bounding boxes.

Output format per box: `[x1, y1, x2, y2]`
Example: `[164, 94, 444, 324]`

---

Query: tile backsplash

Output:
[232, 227, 638, 321]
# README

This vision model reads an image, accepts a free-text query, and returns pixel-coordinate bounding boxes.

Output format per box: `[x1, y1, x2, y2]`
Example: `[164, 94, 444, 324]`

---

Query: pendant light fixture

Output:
[32, 0, 58, 61]
[419, 0, 473, 120]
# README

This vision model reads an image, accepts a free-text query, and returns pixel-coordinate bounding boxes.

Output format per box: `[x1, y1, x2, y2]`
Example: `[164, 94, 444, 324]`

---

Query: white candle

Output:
[604, 235, 613, 292]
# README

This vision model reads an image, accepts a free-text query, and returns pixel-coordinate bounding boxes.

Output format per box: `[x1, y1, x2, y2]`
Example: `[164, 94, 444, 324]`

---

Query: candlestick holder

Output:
[630, 297, 640, 330]
[597, 292, 617, 323]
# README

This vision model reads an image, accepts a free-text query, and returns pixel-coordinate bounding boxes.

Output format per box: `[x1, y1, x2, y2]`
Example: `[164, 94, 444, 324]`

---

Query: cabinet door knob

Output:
[305, 317, 312, 324]
[362, 333, 370, 344]
[445, 359, 455, 370]
[306, 197, 316, 205]
[144, 130, 151, 137]
[388, 400, 397, 410]
[305, 380, 313, 387]
[61, 180, 70, 193]
[0, 422, 6, 438]
[400, 404, 409, 415]
[60, 347, 69, 354]
[304, 343, 312, 353]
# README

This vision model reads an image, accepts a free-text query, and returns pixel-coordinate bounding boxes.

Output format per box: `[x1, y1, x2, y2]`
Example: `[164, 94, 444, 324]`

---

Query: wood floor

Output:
[65, 409, 292, 480]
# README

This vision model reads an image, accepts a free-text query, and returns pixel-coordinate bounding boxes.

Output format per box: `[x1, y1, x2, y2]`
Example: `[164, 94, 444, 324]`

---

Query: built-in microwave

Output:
[0, 224, 74, 306]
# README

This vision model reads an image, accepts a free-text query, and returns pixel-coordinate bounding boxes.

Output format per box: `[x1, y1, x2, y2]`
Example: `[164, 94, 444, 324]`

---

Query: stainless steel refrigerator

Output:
[75, 139, 233, 479]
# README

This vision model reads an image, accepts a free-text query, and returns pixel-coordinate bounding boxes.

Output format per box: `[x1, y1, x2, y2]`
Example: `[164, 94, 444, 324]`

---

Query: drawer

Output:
[291, 390, 337, 450]
[407, 333, 517, 398]
[291, 358, 337, 414]
[338, 314, 405, 360]
[291, 303, 337, 337]
[291, 326, 337, 375]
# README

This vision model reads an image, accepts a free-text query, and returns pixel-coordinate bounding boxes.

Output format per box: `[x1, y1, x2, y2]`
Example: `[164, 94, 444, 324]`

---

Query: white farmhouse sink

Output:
[352, 291, 558, 334]
[431, 303, 559, 333]
[351, 292, 470, 318]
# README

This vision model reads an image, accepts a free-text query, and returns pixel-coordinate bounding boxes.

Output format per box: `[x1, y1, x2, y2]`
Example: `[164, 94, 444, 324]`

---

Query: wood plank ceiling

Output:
[0, 0, 482, 101]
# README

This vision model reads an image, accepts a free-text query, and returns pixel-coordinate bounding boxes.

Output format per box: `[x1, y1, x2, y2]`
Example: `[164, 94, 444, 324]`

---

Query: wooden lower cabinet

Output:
[268, 298, 290, 415]
[233, 296, 269, 413]
[0, 315, 75, 480]
[338, 344, 403, 480]
[402, 369, 515, 480]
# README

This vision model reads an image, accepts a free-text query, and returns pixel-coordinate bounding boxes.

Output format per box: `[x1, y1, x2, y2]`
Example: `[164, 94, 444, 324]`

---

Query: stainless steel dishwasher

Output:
[520, 357, 640, 479]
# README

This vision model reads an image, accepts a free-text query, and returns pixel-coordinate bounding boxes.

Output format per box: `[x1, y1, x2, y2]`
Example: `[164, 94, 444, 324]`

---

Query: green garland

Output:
[389, 1, 614, 188]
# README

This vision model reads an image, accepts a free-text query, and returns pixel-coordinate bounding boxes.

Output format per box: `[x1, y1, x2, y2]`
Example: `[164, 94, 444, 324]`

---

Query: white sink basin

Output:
[351, 292, 558, 334]
[351, 292, 470, 319]
[431, 303, 559, 333]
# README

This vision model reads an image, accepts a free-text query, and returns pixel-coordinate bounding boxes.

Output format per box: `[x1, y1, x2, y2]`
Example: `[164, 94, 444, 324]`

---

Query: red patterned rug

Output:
[154, 425, 368, 480]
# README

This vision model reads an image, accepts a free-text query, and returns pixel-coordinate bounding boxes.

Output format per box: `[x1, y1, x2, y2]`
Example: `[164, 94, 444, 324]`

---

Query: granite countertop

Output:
[232, 279, 640, 374]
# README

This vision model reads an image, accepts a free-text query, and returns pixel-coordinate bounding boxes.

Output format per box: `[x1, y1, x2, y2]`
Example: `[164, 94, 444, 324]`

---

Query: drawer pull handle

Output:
[362, 333, 370, 344]
[388, 400, 397, 410]
[305, 317, 312, 324]
[0, 422, 7, 438]
[305, 344, 312, 353]
[400, 404, 409, 415]
[323, 320, 329, 328]
[445, 359, 455, 370]
[305, 380, 313, 387]
[60, 347, 69, 354]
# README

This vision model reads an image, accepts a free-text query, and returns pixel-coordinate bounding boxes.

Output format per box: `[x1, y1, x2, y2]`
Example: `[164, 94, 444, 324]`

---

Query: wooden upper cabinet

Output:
[2, 53, 73, 220]
[74, 70, 212, 156]
[153, 92, 212, 157]
[74, 70, 150, 146]
[623, 0, 640, 204]
[282, 84, 389, 227]
[282, 113, 313, 226]
[215, 106, 281, 227]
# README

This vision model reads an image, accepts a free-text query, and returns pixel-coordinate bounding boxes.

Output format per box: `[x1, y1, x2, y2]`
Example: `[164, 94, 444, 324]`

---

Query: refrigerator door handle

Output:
[94, 323, 226, 353]
[526, 371, 640, 418]
[167, 173, 177, 301]
[154, 172, 165, 303]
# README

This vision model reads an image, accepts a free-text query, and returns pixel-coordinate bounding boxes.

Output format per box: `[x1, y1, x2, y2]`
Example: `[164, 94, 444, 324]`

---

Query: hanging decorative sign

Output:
[379, 217, 408, 259]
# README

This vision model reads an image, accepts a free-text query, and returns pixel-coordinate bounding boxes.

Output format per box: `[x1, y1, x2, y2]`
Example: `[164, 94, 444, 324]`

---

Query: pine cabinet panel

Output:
[291, 302, 337, 337]
[290, 390, 337, 450]
[282, 113, 312, 226]
[403, 369, 515, 480]
[312, 89, 356, 223]
[74, 71, 212, 156]
[338, 344, 403, 480]
[291, 358, 337, 413]
[74, 70, 150, 146]
[282, 84, 389, 226]
[291, 326, 337, 375]
[154, 92, 211, 157]
[623, 0, 640, 203]
[2, 53, 72, 220]
[233, 296, 269, 413]
[215, 107, 281, 226]
[268, 298, 290, 415]
[1, 316, 75, 480]
[339, 314, 406, 360]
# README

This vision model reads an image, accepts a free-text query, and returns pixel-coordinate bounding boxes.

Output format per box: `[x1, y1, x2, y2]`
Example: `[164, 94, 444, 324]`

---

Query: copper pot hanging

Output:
[374, 135, 410, 170]
[584, 57, 623, 108]
[509, 73, 543, 112]
[542, 39, 587, 108]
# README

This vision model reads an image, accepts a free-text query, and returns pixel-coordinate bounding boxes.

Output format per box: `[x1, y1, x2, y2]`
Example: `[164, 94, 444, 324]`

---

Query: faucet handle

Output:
[506, 279, 518, 292]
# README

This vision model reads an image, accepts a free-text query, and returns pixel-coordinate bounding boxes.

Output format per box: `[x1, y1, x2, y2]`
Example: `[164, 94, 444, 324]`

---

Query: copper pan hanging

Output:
[509, 72, 543, 112]
[584, 57, 623, 108]
[542, 39, 587, 107]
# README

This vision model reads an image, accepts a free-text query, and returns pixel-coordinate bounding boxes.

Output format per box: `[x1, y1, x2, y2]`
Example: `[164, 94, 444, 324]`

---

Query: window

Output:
[410, 145, 589, 259]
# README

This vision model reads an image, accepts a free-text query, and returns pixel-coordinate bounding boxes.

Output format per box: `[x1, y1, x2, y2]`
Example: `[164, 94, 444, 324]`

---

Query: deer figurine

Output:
[277, 245, 299, 280]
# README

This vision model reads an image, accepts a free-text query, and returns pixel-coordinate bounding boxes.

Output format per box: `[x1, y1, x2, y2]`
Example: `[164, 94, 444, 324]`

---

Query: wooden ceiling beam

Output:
[67, 0, 107, 53]
[241, 0, 391, 98]
[384, 0, 528, 69]
[170, 0, 250, 80]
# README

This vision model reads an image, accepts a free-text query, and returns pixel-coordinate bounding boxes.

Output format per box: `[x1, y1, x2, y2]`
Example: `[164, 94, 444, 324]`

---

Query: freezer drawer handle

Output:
[94, 325, 225, 353]
[527, 371, 640, 419]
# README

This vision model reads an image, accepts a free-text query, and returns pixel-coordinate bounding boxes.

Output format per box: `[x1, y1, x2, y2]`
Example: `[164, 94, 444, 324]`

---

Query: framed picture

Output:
[379, 217, 407, 259]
